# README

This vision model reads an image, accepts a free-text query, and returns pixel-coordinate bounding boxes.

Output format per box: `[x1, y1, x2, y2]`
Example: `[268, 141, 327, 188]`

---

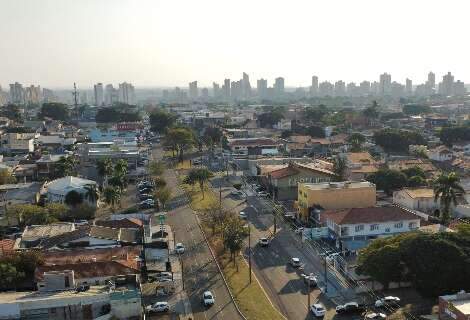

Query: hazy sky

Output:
[1, 0, 470, 88]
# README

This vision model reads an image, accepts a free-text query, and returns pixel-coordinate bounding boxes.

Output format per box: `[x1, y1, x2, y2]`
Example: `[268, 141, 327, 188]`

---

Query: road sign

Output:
[158, 214, 165, 224]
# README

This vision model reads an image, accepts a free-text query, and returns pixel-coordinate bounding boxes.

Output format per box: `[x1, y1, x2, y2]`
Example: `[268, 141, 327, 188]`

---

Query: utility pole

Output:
[307, 277, 311, 311]
[324, 257, 328, 293]
[248, 223, 252, 283]
[273, 211, 277, 234]
[180, 254, 184, 290]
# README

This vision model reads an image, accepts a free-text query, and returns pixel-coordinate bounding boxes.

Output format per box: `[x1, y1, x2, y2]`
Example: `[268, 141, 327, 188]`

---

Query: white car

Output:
[203, 291, 215, 306]
[301, 273, 318, 287]
[375, 296, 400, 307]
[326, 252, 341, 263]
[259, 237, 269, 247]
[290, 257, 301, 268]
[365, 312, 386, 319]
[239, 211, 247, 219]
[294, 227, 304, 234]
[310, 303, 326, 317]
[257, 191, 269, 197]
[175, 243, 185, 254]
[146, 301, 169, 313]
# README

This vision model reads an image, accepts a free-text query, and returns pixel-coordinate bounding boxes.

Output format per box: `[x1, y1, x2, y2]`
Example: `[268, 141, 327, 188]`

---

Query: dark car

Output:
[335, 302, 365, 315]
[139, 194, 154, 201]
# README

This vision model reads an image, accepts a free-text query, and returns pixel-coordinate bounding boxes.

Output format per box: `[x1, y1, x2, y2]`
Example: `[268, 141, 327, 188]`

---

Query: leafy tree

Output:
[439, 126, 470, 146]
[203, 126, 223, 151]
[148, 160, 165, 177]
[380, 112, 405, 121]
[362, 101, 379, 124]
[57, 156, 78, 177]
[202, 203, 228, 235]
[305, 125, 325, 138]
[155, 187, 171, 210]
[0, 169, 16, 185]
[222, 216, 249, 265]
[149, 109, 177, 133]
[114, 159, 128, 177]
[109, 159, 128, 192]
[374, 129, 426, 153]
[0, 251, 43, 290]
[257, 110, 284, 128]
[367, 169, 407, 195]
[304, 105, 328, 122]
[183, 168, 214, 199]
[348, 133, 366, 152]
[0, 263, 24, 289]
[95, 107, 141, 123]
[433, 172, 465, 224]
[332, 157, 347, 182]
[153, 176, 167, 189]
[96, 158, 113, 185]
[407, 175, 426, 188]
[6, 204, 58, 228]
[45, 203, 68, 220]
[66, 203, 96, 220]
[163, 127, 194, 161]
[103, 186, 121, 212]
[0, 104, 23, 122]
[402, 104, 431, 115]
[64, 190, 83, 207]
[40, 103, 70, 121]
[280, 130, 292, 139]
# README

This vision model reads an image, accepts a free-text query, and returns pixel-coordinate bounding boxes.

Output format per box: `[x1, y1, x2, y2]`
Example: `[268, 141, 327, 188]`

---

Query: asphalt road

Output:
[154, 147, 243, 320]
[210, 175, 356, 320]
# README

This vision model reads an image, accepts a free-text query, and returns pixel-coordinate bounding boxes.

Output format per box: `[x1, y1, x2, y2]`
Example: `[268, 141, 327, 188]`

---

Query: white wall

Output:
[331, 219, 421, 238]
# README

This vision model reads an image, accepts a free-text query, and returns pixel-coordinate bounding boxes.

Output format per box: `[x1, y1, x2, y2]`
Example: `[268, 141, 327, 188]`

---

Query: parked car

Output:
[294, 227, 304, 234]
[154, 272, 172, 282]
[375, 296, 400, 307]
[239, 211, 247, 219]
[138, 181, 153, 188]
[326, 252, 341, 263]
[257, 191, 269, 197]
[139, 194, 154, 201]
[74, 219, 89, 226]
[259, 237, 269, 247]
[301, 273, 318, 287]
[365, 312, 386, 319]
[335, 302, 365, 314]
[175, 243, 185, 254]
[146, 302, 169, 313]
[290, 257, 301, 268]
[139, 202, 154, 209]
[231, 190, 244, 197]
[202, 291, 215, 306]
[310, 303, 326, 317]
[139, 186, 154, 193]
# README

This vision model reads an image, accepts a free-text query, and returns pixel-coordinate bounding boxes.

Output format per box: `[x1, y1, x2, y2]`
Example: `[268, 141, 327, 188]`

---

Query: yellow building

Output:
[297, 181, 376, 222]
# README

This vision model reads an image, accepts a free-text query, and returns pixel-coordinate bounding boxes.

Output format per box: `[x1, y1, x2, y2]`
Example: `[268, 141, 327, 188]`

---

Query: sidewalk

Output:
[168, 255, 193, 320]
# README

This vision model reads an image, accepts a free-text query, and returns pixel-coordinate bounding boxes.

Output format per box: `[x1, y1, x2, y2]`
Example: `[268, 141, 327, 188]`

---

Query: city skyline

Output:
[2, 0, 470, 87]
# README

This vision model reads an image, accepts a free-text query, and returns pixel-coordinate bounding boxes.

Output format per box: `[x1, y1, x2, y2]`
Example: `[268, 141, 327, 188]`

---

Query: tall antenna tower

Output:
[72, 82, 79, 119]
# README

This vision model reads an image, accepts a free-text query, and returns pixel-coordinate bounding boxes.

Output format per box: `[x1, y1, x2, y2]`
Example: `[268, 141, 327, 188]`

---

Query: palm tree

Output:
[184, 168, 213, 199]
[433, 172, 465, 225]
[57, 156, 78, 177]
[103, 186, 121, 212]
[84, 184, 99, 205]
[114, 159, 128, 177]
[96, 158, 113, 186]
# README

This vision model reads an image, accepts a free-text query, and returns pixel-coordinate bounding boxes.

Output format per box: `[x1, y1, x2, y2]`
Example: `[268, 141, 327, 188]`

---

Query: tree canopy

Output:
[149, 109, 177, 133]
[433, 172, 465, 224]
[95, 107, 141, 123]
[402, 104, 431, 115]
[439, 125, 470, 146]
[163, 127, 194, 161]
[367, 169, 408, 194]
[374, 129, 426, 153]
[40, 103, 70, 121]
[357, 230, 470, 296]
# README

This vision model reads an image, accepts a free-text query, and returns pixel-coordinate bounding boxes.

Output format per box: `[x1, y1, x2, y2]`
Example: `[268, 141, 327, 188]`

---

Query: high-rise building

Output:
[438, 72, 454, 96]
[0, 86, 7, 105]
[310, 76, 318, 96]
[212, 82, 220, 98]
[274, 77, 285, 96]
[391, 81, 405, 98]
[189, 81, 198, 100]
[80, 91, 88, 104]
[223, 79, 231, 99]
[24, 85, 42, 104]
[257, 78, 268, 100]
[42, 88, 56, 103]
[359, 81, 371, 96]
[318, 81, 334, 96]
[379, 73, 392, 96]
[201, 88, 209, 101]
[118, 82, 135, 105]
[242, 72, 251, 99]
[427, 72, 435, 89]
[231, 80, 242, 99]
[406, 78, 413, 96]
[9, 82, 24, 104]
[334, 80, 346, 97]
[94, 83, 104, 106]
[347, 82, 358, 97]
[105, 84, 117, 105]
[453, 80, 466, 96]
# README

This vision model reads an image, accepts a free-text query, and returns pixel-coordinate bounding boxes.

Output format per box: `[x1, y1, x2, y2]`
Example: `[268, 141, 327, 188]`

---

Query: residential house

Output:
[388, 158, 438, 179]
[439, 290, 470, 320]
[0, 182, 42, 216]
[267, 161, 335, 200]
[12, 163, 37, 182]
[16, 223, 77, 249]
[424, 114, 449, 129]
[0, 274, 141, 320]
[393, 188, 439, 214]
[323, 206, 421, 252]
[44, 176, 98, 207]
[35, 154, 66, 181]
[227, 138, 279, 156]
[428, 145, 453, 162]
[297, 181, 376, 223]
[36, 134, 76, 152]
[345, 152, 379, 181]
[224, 128, 249, 139]
[0, 133, 36, 154]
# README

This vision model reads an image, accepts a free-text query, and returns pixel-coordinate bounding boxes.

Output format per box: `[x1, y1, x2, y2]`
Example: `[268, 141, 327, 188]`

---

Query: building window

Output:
[355, 225, 364, 232]
[409, 222, 417, 229]
[395, 222, 403, 229]
[370, 224, 379, 231]
[341, 227, 349, 236]
[385, 228, 390, 233]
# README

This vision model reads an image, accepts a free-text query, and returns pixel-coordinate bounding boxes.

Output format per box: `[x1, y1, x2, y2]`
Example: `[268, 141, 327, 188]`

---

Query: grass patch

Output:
[175, 159, 192, 170]
[181, 181, 284, 320]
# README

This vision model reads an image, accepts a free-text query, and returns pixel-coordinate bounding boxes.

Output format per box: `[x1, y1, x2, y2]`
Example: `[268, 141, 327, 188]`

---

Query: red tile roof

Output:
[269, 166, 299, 179]
[95, 218, 143, 229]
[36, 260, 139, 281]
[0, 239, 14, 256]
[229, 138, 277, 147]
[323, 207, 419, 225]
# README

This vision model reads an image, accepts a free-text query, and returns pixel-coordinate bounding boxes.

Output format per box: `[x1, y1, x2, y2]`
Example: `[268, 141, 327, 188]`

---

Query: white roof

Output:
[46, 176, 96, 194]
